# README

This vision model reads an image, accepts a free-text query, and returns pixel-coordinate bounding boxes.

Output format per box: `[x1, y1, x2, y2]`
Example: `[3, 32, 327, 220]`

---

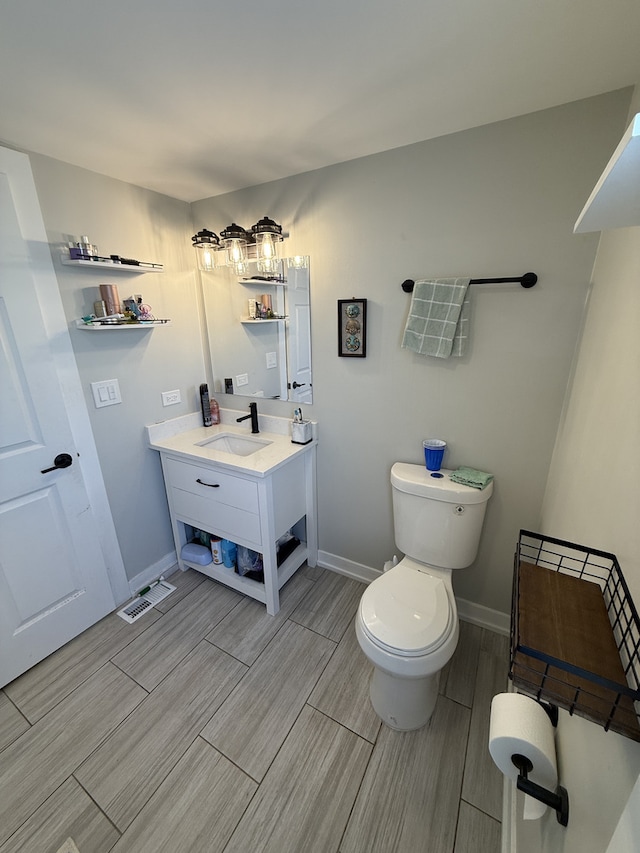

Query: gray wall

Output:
[28, 155, 205, 582]
[22, 88, 631, 615]
[517, 86, 640, 853]
[193, 89, 631, 616]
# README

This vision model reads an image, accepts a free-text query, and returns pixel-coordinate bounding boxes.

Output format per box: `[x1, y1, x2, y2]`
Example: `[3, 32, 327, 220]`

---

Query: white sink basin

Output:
[196, 432, 272, 457]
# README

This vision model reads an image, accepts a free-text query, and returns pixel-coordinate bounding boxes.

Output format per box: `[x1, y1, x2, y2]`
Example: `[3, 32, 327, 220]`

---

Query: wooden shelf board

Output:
[512, 561, 640, 740]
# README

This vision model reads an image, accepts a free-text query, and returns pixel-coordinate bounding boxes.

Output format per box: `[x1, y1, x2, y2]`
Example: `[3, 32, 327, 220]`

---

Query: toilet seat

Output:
[359, 564, 453, 657]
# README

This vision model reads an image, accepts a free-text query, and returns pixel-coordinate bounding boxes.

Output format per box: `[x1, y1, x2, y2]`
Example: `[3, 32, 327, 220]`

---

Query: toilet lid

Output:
[360, 564, 453, 656]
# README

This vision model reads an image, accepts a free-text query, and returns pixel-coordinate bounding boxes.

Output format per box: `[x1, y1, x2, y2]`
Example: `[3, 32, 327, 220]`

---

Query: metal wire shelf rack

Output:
[510, 530, 640, 740]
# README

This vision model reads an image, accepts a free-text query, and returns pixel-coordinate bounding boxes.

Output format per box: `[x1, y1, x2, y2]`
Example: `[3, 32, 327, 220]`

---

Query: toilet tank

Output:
[391, 462, 493, 569]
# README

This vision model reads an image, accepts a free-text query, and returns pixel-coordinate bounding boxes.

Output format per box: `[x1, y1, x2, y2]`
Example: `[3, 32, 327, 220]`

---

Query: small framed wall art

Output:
[338, 298, 367, 357]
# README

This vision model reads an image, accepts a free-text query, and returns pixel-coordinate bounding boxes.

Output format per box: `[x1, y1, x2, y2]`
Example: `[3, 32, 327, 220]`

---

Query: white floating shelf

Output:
[240, 318, 285, 324]
[62, 259, 163, 272]
[574, 113, 640, 233]
[238, 277, 287, 285]
[76, 319, 171, 330]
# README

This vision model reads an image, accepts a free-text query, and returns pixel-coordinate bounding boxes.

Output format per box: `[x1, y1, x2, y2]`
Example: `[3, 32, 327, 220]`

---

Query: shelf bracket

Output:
[512, 754, 569, 826]
[539, 700, 559, 727]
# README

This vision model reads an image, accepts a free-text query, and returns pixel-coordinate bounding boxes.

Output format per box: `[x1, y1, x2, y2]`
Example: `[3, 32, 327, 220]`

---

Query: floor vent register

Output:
[117, 579, 176, 623]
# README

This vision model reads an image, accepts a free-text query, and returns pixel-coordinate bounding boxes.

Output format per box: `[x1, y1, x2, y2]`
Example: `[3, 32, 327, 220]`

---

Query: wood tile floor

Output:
[0, 567, 509, 853]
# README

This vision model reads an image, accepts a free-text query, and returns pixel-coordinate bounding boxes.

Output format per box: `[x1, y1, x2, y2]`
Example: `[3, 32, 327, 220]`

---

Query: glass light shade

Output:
[195, 244, 216, 271]
[255, 232, 280, 273]
[288, 255, 309, 269]
[252, 216, 283, 274]
[225, 238, 247, 269]
[220, 223, 248, 271]
[191, 228, 219, 272]
[234, 258, 251, 277]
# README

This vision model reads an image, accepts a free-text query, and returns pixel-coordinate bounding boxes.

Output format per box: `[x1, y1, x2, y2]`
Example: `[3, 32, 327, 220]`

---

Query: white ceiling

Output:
[2, 0, 639, 202]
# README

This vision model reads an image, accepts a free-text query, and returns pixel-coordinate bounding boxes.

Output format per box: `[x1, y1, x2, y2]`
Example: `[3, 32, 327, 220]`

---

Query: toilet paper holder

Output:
[511, 753, 569, 826]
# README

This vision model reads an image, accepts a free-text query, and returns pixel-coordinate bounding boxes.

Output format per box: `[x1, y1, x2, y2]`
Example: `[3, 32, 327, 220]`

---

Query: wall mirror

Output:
[202, 257, 312, 404]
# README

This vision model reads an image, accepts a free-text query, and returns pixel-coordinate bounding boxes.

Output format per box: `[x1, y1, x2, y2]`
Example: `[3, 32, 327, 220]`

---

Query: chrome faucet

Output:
[236, 401, 259, 433]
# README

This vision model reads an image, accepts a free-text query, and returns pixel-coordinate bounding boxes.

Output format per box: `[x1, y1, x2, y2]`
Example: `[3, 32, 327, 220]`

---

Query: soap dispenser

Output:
[210, 395, 220, 424]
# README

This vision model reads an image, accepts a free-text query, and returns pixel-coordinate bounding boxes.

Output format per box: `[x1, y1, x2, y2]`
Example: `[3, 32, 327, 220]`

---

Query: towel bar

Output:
[401, 273, 537, 293]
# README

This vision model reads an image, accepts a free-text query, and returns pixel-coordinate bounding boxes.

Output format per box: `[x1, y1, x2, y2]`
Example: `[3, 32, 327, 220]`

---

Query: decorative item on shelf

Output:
[191, 228, 219, 271]
[338, 298, 367, 357]
[260, 293, 273, 318]
[69, 235, 98, 259]
[99, 283, 121, 315]
[138, 303, 154, 320]
[123, 296, 142, 318]
[61, 242, 164, 271]
[191, 216, 285, 275]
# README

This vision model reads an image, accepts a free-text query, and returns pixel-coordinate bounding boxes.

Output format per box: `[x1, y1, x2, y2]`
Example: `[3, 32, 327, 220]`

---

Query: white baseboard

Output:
[125, 551, 178, 600]
[456, 597, 510, 635]
[317, 550, 380, 584]
[317, 550, 509, 636]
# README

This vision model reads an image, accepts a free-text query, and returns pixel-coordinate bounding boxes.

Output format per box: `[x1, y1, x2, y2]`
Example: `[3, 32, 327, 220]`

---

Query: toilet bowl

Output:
[356, 558, 459, 730]
[356, 462, 493, 731]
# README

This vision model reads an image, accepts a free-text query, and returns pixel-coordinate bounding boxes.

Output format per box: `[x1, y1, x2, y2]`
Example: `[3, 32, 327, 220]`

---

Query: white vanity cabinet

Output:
[156, 436, 317, 615]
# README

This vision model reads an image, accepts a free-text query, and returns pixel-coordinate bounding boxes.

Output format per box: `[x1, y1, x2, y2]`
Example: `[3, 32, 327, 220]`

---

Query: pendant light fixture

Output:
[192, 216, 287, 274]
[191, 228, 219, 271]
[251, 215, 283, 274]
[220, 223, 249, 273]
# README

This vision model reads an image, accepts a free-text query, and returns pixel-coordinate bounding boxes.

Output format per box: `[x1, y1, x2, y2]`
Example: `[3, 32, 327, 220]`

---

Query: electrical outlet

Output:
[236, 373, 249, 387]
[266, 351, 277, 369]
[161, 389, 181, 406]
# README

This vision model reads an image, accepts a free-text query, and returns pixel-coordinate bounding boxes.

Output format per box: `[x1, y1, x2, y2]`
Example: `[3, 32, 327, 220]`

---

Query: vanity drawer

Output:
[172, 488, 261, 546]
[164, 457, 259, 513]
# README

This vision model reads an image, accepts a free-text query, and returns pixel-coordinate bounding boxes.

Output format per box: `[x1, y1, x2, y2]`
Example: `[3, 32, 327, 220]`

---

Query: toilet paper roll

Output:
[489, 692, 558, 821]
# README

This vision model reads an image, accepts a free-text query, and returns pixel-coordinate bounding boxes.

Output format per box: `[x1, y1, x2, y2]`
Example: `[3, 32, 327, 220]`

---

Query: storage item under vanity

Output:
[236, 546, 264, 581]
[210, 536, 223, 564]
[180, 542, 213, 565]
[291, 419, 313, 445]
[221, 539, 237, 569]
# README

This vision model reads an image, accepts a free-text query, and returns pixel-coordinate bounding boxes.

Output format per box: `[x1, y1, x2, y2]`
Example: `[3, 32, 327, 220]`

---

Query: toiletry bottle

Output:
[221, 540, 237, 569]
[200, 383, 212, 427]
[210, 395, 220, 424]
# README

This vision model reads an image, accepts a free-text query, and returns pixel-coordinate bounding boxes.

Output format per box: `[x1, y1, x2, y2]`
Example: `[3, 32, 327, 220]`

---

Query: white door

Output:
[286, 264, 312, 404]
[0, 147, 116, 687]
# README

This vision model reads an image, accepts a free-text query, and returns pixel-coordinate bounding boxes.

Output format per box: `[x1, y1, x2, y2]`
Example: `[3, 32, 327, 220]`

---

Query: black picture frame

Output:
[338, 298, 367, 357]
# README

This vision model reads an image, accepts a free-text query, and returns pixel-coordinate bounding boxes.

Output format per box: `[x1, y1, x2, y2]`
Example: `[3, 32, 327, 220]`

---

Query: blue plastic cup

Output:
[423, 439, 447, 471]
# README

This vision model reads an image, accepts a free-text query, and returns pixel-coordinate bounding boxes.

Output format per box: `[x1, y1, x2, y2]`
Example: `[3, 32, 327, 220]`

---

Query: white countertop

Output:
[146, 409, 316, 477]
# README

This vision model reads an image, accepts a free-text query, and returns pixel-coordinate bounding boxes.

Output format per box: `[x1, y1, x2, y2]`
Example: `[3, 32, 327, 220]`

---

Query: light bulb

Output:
[201, 248, 215, 271]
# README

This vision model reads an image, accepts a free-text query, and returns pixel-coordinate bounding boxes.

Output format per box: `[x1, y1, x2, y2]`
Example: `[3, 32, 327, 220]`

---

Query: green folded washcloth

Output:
[450, 466, 494, 489]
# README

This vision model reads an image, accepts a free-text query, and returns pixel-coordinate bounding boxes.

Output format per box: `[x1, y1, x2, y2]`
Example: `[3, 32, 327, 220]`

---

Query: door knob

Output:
[41, 453, 73, 474]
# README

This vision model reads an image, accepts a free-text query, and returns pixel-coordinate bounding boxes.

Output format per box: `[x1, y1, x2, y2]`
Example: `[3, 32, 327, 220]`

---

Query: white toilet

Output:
[355, 462, 493, 731]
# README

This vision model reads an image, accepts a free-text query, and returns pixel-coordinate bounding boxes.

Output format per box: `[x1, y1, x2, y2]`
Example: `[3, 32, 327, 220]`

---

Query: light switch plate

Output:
[91, 379, 122, 408]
